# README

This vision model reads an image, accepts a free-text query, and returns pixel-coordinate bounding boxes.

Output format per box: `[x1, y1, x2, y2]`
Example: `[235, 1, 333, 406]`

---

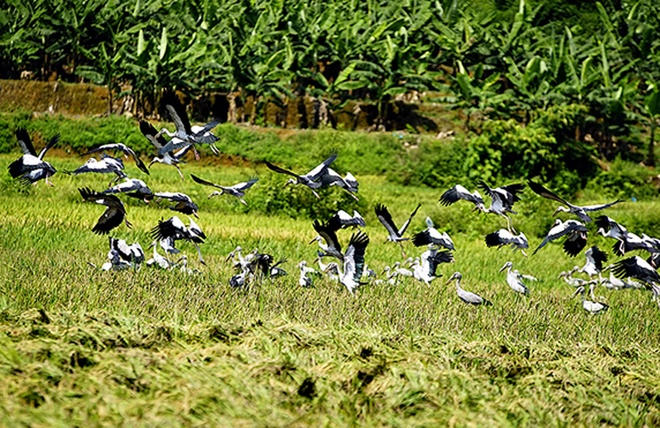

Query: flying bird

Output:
[412, 217, 455, 250]
[329, 210, 365, 229]
[71, 155, 126, 181]
[332, 231, 370, 295]
[265, 154, 337, 198]
[310, 219, 343, 259]
[485, 229, 529, 254]
[103, 178, 153, 202]
[528, 180, 622, 223]
[191, 174, 258, 205]
[140, 120, 193, 179]
[534, 219, 588, 257]
[154, 192, 199, 217]
[8, 128, 59, 185]
[611, 256, 660, 306]
[410, 248, 454, 285]
[156, 94, 220, 156]
[151, 216, 206, 264]
[79, 187, 131, 234]
[374, 203, 421, 244]
[84, 143, 150, 175]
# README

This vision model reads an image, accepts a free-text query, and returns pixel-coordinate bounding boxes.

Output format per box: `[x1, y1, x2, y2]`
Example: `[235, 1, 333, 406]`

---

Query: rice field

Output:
[0, 153, 659, 426]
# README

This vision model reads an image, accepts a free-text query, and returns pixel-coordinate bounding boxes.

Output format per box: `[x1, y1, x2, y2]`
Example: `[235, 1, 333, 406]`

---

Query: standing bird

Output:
[412, 217, 455, 250]
[445, 272, 492, 306]
[573, 286, 609, 314]
[265, 154, 337, 198]
[297, 261, 319, 288]
[331, 231, 370, 295]
[191, 174, 258, 206]
[140, 120, 193, 179]
[103, 178, 153, 203]
[499, 261, 536, 295]
[528, 180, 622, 223]
[374, 203, 421, 256]
[154, 192, 199, 217]
[485, 229, 529, 254]
[79, 188, 131, 234]
[533, 219, 588, 257]
[8, 128, 59, 185]
[611, 256, 660, 306]
[84, 143, 149, 175]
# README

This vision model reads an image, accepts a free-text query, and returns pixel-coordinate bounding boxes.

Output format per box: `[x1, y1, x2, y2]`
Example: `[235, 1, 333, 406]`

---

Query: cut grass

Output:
[0, 153, 659, 425]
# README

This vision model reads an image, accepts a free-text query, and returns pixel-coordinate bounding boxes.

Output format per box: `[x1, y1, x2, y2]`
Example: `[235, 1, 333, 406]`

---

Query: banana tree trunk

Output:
[647, 121, 656, 167]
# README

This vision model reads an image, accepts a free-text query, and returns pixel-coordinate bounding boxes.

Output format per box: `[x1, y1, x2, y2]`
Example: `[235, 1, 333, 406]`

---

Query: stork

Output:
[316, 255, 340, 282]
[317, 168, 359, 200]
[98, 237, 143, 271]
[410, 248, 453, 285]
[328, 231, 369, 295]
[412, 217, 454, 250]
[534, 219, 588, 257]
[485, 229, 529, 254]
[265, 154, 337, 198]
[151, 216, 206, 265]
[573, 286, 609, 314]
[374, 203, 421, 256]
[146, 241, 174, 270]
[79, 187, 131, 234]
[611, 256, 660, 307]
[298, 261, 319, 288]
[8, 128, 59, 186]
[71, 155, 126, 182]
[330, 210, 365, 228]
[528, 180, 622, 223]
[445, 272, 492, 306]
[310, 218, 343, 259]
[154, 192, 199, 217]
[103, 178, 153, 203]
[84, 143, 149, 175]
[499, 261, 536, 295]
[140, 120, 192, 179]
[191, 174, 258, 206]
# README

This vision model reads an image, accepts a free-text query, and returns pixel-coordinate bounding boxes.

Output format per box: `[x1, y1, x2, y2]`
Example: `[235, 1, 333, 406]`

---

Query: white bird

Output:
[611, 256, 660, 307]
[573, 286, 609, 314]
[140, 120, 193, 179]
[100, 237, 143, 271]
[534, 219, 588, 257]
[265, 154, 337, 198]
[528, 180, 622, 223]
[330, 210, 365, 228]
[146, 241, 174, 269]
[84, 143, 150, 175]
[310, 219, 343, 259]
[329, 231, 369, 295]
[446, 272, 492, 306]
[499, 261, 536, 295]
[485, 229, 529, 254]
[191, 174, 258, 206]
[8, 128, 59, 185]
[71, 155, 126, 181]
[317, 168, 359, 200]
[156, 95, 220, 157]
[103, 178, 153, 202]
[410, 248, 454, 285]
[412, 217, 454, 250]
[298, 261, 318, 288]
[151, 216, 206, 265]
[317, 256, 340, 282]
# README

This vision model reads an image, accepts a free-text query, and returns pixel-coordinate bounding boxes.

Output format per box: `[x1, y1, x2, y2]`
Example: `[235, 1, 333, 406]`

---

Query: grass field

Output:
[1, 153, 659, 426]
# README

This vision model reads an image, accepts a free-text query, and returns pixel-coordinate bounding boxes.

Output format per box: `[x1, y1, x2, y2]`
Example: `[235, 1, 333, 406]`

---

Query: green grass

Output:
[0, 153, 659, 425]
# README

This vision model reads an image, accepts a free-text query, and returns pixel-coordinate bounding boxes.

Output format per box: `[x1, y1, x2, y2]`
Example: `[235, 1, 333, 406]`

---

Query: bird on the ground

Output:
[528, 180, 622, 223]
[298, 261, 319, 288]
[140, 120, 193, 179]
[383, 261, 414, 282]
[572, 246, 608, 299]
[8, 128, 59, 185]
[534, 219, 588, 257]
[485, 229, 529, 254]
[410, 248, 454, 285]
[446, 272, 492, 306]
[316, 255, 340, 282]
[84, 143, 149, 175]
[573, 286, 609, 314]
[611, 256, 660, 307]
[191, 174, 258, 206]
[175, 255, 200, 275]
[412, 217, 454, 250]
[499, 261, 536, 295]
[154, 192, 199, 217]
[329, 231, 369, 295]
[103, 178, 153, 203]
[151, 216, 206, 264]
[375, 203, 421, 256]
[265, 154, 337, 198]
[79, 187, 131, 234]
[109, 237, 144, 264]
[146, 241, 174, 270]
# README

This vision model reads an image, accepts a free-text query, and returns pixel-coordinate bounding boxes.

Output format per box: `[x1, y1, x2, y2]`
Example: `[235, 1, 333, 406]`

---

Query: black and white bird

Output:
[71, 155, 126, 181]
[151, 216, 206, 264]
[410, 248, 453, 285]
[103, 178, 153, 202]
[374, 203, 421, 249]
[573, 286, 609, 314]
[79, 187, 131, 234]
[579, 246, 608, 279]
[310, 219, 343, 259]
[611, 256, 660, 306]
[84, 143, 149, 175]
[330, 210, 365, 228]
[156, 94, 220, 156]
[446, 272, 492, 306]
[101, 237, 144, 272]
[485, 229, 529, 254]
[146, 241, 174, 270]
[298, 261, 319, 288]
[331, 231, 369, 295]
[533, 219, 588, 257]
[154, 192, 199, 217]
[265, 154, 337, 198]
[499, 261, 536, 295]
[317, 168, 359, 200]
[191, 174, 258, 206]
[613, 231, 659, 256]
[8, 128, 59, 185]
[140, 120, 193, 179]
[412, 217, 454, 250]
[528, 180, 622, 223]
[439, 185, 484, 209]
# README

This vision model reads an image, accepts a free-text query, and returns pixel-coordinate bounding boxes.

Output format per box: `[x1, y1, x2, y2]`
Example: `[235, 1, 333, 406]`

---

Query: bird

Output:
[499, 261, 536, 295]
[573, 286, 609, 314]
[612, 231, 659, 256]
[79, 187, 131, 234]
[153, 192, 199, 217]
[374, 203, 421, 256]
[298, 261, 319, 288]
[410, 248, 454, 285]
[146, 241, 174, 270]
[412, 217, 455, 250]
[533, 219, 588, 257]
[528, 180, 622, 223]
[103, 178, 153, 203]
[439, 184, 484, 209]
[329, 231, 369, 295]
[445, 272, 492, 306]
[71, 155, 126, 182]
[611, 256, 660, 306]
[140, 120, 193, 179]
[310, 219, 343, 259]
[485, 229, 529, 254]
[316, 168, 359, 200]
[109, 237, 144, 265]
[8, 128, 59, 185]
[330, 210, 365, 228]
[191, 174, 258, 206]
[579, 246, 608, 279]
[265, 154, 337, 198]
[316, 255, 340, 282]
[151, 216, 206, 264]
[84, 143, 149, 175]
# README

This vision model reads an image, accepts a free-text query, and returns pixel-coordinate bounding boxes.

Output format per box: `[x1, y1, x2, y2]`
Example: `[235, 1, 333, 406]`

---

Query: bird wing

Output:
[581, 200, 624, 212]
[151, 218, 182, 241]
[313, 220, 342, 256]
[374, 203, 400, 238]
[139, 120, 166, 150]
[15, 128, 36, 156]
[79, 188, 126, 234]
[306, 153, 338, 180]
[38, 134, 59, 159]
[413, 230, 432, 247]
[439, 185, 482, 206]
[398, 203, 421, 236]
[611, 256, 659, 283]
[563, 230, 587, 257]
[342, 232, 369, 283]
[425, 249, 453, 276]
[191, 174, 223, 189]
[265, 161, 301, 179]
[165, 102, 192, 134]
[154, 192, 191, 203]
[590, 246, 608, 270]
[233, 178, 258, 191]
[485, 229, 511, 247]
[159, 138, 193, 156]
[527, 180, 572, 207]
[192, 120, 220, 140]
[500, 183, 525, 203]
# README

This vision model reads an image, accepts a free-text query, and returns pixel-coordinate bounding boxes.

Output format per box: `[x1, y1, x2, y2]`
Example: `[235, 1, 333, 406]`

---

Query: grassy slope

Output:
[0, 154, 659, 425]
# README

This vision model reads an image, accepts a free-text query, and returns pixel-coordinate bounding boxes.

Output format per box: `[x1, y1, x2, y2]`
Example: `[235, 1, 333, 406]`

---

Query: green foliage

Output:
[586, 157, 658, 201]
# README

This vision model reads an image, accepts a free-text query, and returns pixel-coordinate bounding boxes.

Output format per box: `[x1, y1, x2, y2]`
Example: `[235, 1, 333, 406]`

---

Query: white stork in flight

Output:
[8, 128, 59, 186]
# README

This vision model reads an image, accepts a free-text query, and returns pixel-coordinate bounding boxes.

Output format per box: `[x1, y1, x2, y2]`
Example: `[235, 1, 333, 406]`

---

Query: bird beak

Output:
[148, 159, 156, 167]
[308, 236, 319, 245]
[193, 212, 199, 218]
[552, 208, 560, 216]
[572, 287, 583, 297]
[499, 265, 507, 273]
[444, 277, 452, 285]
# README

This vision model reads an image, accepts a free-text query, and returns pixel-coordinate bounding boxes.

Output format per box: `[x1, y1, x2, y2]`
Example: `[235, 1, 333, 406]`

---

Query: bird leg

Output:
[193, 146, 200, 161]
[588, 282, 597, 301]
[195, 244, 206, 265]
[240, 199, 248, 206]
[311, 189, 321, 199]
[210, 144, 220, 156]
[175, 165, 184, 180]
[398, 241, 407, 259]
[45, 176, 54, 187]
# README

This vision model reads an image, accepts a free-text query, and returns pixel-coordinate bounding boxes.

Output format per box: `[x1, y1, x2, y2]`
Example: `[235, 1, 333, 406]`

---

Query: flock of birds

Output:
[6, 95, 660, 314]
